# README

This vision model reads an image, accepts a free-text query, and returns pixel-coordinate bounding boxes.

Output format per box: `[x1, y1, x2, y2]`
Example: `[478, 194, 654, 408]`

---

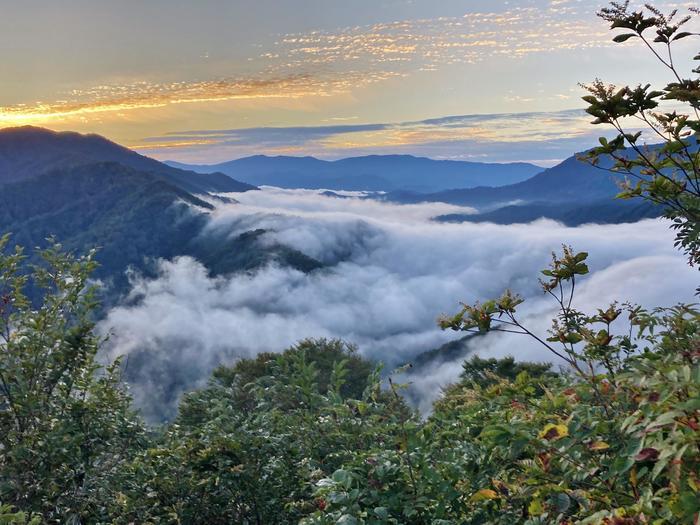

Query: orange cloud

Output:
[270, 6, 612, 73]
[0, 72, 397, 126]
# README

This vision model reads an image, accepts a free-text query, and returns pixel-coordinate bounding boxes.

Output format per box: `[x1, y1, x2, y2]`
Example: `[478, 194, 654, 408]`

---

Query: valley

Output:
[0, 126, 686, 420]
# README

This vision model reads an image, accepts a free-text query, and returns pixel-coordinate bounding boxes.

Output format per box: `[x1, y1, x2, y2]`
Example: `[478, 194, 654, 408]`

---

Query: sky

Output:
[1, 0, 698, 165]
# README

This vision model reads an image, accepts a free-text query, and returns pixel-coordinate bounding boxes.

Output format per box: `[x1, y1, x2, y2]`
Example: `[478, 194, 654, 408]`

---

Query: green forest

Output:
[1, 2, 700, 524]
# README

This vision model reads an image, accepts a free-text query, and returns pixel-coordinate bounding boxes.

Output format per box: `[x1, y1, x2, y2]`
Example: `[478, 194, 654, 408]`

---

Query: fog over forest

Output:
[99, 189, 695, 418]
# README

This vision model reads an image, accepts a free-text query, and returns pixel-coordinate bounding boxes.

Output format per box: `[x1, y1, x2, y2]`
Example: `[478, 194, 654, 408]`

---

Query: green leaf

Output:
[528, 499, 544, 516]
[672, 31, 694, 41]
[610, 455, 635, 475]
[332, 469, 354, 489]
[470, 489, 498, 502]
[613, 33, 637, 43]
[553, 492, 571, 513]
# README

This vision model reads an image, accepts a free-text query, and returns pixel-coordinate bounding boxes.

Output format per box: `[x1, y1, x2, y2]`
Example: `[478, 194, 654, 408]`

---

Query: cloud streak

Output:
[0, 72, 397, 126]
[270, 4, 612, 74]
[140, 108, 605, 165]
[98, 189, 696, 419]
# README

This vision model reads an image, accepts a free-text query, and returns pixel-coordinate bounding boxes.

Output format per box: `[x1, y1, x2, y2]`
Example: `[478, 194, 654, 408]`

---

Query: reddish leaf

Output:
[634, 448, 659, 462]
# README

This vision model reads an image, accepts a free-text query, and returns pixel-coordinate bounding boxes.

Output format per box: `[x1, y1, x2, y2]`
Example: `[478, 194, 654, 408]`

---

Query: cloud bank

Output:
[99, 189, 697, 419]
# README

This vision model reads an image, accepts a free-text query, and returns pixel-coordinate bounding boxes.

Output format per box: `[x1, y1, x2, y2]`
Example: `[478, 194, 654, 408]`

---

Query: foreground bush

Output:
[304, 250, 699, 524]
[0, 236, 145, 523]
[109, 339, 406, 524]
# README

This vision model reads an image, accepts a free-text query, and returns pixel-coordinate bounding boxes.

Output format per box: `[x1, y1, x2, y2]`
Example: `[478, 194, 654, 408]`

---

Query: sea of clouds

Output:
[99, 188, 697, 419]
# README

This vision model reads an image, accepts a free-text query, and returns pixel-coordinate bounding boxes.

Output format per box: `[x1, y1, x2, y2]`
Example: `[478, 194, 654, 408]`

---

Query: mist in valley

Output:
[98, 188, 696, 420]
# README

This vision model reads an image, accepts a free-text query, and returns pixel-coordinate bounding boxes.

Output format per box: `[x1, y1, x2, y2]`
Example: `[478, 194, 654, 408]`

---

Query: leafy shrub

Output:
[0, 236, 145, 524]
[302, 248, 700, 524]
[580, 2, 700, 268]
[111, 339, 405, 524]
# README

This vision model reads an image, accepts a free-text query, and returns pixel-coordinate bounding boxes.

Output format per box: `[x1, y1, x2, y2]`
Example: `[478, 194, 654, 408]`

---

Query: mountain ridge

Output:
[435, 199, 662, 226]
[166, 153, 543, 192]
[0, 126, 257, 195]
[384, 154, 622, 208]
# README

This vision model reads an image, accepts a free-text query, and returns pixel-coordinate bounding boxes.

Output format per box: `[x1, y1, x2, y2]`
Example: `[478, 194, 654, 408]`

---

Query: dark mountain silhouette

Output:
[0, 126, 256, 194]
[435, 199, 662, 226]
[166, 154, 542, 192]
[0, 161, 318, 304]
[385, 155, 622, 208]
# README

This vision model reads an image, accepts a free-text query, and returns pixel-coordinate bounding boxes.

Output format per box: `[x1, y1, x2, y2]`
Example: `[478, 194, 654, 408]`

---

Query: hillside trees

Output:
[0, 236, 145, 523]
[111, 339, 407, 524]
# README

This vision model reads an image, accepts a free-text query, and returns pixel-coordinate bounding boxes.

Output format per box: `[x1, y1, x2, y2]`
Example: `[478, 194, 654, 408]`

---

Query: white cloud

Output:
[99, 189, 696, 419]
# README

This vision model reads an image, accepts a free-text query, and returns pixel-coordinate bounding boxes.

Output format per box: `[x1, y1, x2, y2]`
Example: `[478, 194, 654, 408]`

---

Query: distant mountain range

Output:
[435, 199, 661, 226]
[168, 149, 663, 225]
[384, 154, 663, 225]
[0, 125, 664, 302]
[166, 154, 543, 193]
[385, 155, 620, 207]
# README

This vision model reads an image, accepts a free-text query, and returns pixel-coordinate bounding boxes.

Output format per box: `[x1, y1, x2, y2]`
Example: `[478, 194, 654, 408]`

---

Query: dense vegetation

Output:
[1, 2, 699, 524]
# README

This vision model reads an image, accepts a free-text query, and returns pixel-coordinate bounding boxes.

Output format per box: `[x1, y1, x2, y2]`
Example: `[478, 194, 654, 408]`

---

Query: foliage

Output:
[109, 339, 406, 524]
[0, 235, 145, 524]
[580, 2, 700, 266]
[0, 504, 40, 525]
[457, 355, 555, 389]
[179, 338, 375, 420]
[302, 247, 700, 524]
